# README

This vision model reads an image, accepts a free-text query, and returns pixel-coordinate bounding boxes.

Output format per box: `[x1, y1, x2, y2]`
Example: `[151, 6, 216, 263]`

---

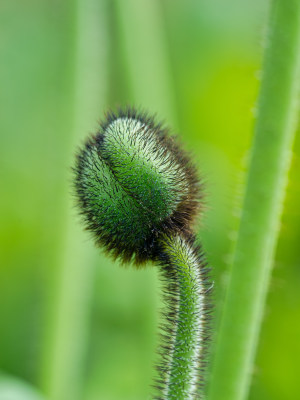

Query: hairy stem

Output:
[156, 233, 211, 400]
[208, 1, 300, 400]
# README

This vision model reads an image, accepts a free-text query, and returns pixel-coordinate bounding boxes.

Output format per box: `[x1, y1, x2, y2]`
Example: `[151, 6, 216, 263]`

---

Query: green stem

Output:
[208, 1, 300, 400]
[156, 233, 210, 400]
[42, 1, 109, 399]
[114, 0, 177, 127]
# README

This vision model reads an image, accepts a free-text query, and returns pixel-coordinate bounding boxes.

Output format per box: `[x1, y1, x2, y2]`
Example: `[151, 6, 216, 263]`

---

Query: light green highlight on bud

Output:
[102, 117, 187, 221]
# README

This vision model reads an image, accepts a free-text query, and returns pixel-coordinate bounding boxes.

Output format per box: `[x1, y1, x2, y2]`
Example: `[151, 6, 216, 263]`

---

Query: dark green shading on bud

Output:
[74, 108, 201, 264]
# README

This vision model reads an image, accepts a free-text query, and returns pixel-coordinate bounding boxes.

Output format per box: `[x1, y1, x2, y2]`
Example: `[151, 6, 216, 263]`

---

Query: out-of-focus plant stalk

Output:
[208, 1, 300, 400]
[41, 1, 108, 400]
[113, 1, 180, 396]
[114, 0, 178, 128]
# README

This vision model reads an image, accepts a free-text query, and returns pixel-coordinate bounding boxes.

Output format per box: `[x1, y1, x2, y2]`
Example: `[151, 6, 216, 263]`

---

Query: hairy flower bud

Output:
[74, 108, 201, 264]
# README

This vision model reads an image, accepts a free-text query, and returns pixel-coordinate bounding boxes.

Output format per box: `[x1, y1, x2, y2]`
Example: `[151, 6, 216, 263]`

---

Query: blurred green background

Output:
[1, 1, 299, 399]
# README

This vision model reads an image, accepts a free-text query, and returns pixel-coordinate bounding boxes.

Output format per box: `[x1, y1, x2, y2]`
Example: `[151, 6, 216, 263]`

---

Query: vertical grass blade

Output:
[114, 0, 177, 127]
[112, 2, 181, 396]
[42, 1, 109, 400]
[208, 1, 300, 399]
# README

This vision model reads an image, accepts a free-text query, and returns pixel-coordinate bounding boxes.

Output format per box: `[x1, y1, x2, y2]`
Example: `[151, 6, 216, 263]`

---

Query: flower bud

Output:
[74, 109, 200, 264]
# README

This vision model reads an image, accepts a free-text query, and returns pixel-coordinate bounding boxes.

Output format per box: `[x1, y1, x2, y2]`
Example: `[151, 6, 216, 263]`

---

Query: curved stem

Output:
[155, 233, 211, 400]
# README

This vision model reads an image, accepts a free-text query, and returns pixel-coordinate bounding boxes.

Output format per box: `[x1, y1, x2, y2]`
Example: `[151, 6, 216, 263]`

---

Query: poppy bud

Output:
[74, 108, 201, 264]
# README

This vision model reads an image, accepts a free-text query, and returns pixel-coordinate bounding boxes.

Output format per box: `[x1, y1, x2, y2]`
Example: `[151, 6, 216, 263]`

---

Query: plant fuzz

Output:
[154, 233, 212, 399]
[73, 108, 212, 399]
